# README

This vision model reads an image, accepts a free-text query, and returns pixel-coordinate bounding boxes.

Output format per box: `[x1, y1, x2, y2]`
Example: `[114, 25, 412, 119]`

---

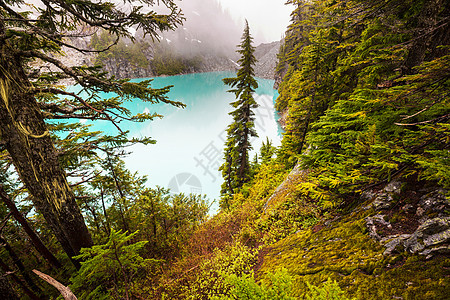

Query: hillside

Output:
[145, 0, 449, 298]
[0, 0, 448, 299]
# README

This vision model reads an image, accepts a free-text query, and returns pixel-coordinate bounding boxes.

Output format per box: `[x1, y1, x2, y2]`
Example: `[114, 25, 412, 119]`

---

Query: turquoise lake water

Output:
[69, 72, 281, 211]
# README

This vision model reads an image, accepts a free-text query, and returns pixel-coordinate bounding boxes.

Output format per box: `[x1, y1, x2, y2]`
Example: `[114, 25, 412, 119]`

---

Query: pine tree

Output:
[220, 21, 259, 199]
[275, 0, 449, 197]
[0, 0, 183, 264]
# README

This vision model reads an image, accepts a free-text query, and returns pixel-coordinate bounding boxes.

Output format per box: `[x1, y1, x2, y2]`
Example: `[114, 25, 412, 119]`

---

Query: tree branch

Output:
[32, 269, 77, 300]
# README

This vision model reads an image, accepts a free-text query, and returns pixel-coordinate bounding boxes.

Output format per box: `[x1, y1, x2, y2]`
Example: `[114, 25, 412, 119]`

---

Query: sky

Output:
[217, 0, 293, 43]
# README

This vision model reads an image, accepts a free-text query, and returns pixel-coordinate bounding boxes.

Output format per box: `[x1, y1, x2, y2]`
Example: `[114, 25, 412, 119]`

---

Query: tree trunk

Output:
[0, 259, 42, 300]
[0, 37, 93, 265]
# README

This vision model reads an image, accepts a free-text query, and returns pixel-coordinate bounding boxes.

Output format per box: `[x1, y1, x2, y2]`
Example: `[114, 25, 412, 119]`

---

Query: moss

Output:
[258, 209, 450, 299]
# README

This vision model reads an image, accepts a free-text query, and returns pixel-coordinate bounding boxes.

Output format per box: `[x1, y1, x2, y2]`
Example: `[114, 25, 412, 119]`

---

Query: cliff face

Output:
[253, 41, 280, 79]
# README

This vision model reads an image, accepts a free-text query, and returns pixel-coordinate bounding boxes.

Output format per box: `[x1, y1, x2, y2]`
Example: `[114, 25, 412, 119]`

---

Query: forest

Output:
[0, 0, 449, 299]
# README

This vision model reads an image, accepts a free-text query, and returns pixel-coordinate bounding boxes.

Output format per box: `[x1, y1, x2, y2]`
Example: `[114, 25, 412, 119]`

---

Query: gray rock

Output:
[366, 214, 392, 241]
[384, 180, 402, 194]
[419, 217, 450, 236]
[382, 234, 411, 255]
[363, 181, 403, 211]
[403, 217, 450, 255]
[372, 216, 450, 258]
[419, 245, 450, 259]
[372, 193, 394, 210]
[254, 41, 280, 79]
[424, 229, 450, 247]
[416, 189, 449, 219]
[402, 204, 415, 214]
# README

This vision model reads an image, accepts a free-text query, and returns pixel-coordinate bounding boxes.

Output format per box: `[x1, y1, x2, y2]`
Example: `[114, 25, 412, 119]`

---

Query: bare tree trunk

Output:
[0, 34, 92, 265]
[0, 185, 62, 269]
[33, 269, 77, 300]
[100, 189, 111, 235]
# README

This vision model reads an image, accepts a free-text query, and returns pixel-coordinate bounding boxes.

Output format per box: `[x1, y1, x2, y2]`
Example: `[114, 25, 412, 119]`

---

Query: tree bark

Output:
[0, 31, 93, 265]
[33, 269, 78, 300]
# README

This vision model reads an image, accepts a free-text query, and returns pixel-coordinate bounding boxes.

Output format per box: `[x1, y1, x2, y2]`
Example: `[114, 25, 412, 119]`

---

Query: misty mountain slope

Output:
[254, 41, 280, 79]
[50, 0, 281, 79]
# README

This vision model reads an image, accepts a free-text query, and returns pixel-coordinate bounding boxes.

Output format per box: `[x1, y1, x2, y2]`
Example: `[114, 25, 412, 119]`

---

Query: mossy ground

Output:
[257, 208, 450, 299]
[152, 165, 449, 299]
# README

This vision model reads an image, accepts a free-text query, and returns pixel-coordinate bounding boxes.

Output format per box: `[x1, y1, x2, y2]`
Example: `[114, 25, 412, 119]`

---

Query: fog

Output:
[175, 0, 292, 45]
[145, 0, 292, 62]
[217, 0, 293, 43]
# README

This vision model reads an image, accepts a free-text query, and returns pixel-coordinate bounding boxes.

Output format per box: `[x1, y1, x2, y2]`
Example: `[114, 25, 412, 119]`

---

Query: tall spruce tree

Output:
[0, 0, 182, 264]
[220, 21, 258, 199]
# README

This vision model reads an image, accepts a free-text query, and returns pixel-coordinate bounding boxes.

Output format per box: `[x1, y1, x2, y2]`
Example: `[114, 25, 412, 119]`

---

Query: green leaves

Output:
[71, 229, 158, 299]
[212, 268, 296, 300]
[275, 0, 450, 197]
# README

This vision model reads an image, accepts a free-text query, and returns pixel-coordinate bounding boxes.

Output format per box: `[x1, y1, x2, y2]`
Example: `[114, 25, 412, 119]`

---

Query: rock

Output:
[403, 217, 450, 255]
[384, 181, 402, 194]
[416, 189, 449, 220]
[419, 245, 450, 259]
[254, 41, 280, 79]
[363, 180, 402, 211]
[263, 163, 306, 212]
[382, 234, 411, 255]
[372, 193, 394, 210]
[365, 214, 392, 241]
[402, 204, 415, 214]
[419, 217, 450, 236]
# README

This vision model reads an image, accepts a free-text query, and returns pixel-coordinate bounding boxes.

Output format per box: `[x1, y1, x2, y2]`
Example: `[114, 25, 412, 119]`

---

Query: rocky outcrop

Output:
[364, 182, 450, 259]
[196, 54, 237, 73]
[254, 41, 280, 79]
[263, 163, 306, 213]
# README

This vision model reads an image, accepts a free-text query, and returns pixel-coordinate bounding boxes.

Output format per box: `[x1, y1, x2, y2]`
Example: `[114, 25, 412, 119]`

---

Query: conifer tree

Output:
[220, 21, 258, 198]
[275, 0, 449, 197]
[0, 0, 183, 264]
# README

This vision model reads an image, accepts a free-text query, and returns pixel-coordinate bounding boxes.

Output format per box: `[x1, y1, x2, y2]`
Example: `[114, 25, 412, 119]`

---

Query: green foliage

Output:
[220, 21, 259, 198]
[71, 229, 160, 299]
[82, 151, 209, 259]
[259, 206, 450, 300]
[130, 188, 209, 259]
[91, 30, 150, 70]
[176, 241, 258, 299]
[151, 41, 202, 75]
[275, 0, 449, 195]
[212, 268, 296, 300]
[306, 278, 353, 300]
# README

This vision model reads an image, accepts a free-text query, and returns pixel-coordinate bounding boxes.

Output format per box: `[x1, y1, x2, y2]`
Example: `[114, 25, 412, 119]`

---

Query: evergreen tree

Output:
[275, 0, 449, 197]
[220, 21, 259, 199]
[0, 0, 183, 264]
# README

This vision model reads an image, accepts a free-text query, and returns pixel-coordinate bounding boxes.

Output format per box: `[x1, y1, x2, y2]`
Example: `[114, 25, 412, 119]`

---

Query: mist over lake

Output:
[70, 71, 281, 209]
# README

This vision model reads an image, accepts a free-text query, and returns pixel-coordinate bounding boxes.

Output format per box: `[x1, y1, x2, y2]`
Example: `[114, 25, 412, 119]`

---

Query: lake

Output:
[71, 72, 282, 211]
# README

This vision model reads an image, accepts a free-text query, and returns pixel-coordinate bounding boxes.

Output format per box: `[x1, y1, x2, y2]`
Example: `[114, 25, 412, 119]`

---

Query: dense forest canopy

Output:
[277, 0, 449, 196]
